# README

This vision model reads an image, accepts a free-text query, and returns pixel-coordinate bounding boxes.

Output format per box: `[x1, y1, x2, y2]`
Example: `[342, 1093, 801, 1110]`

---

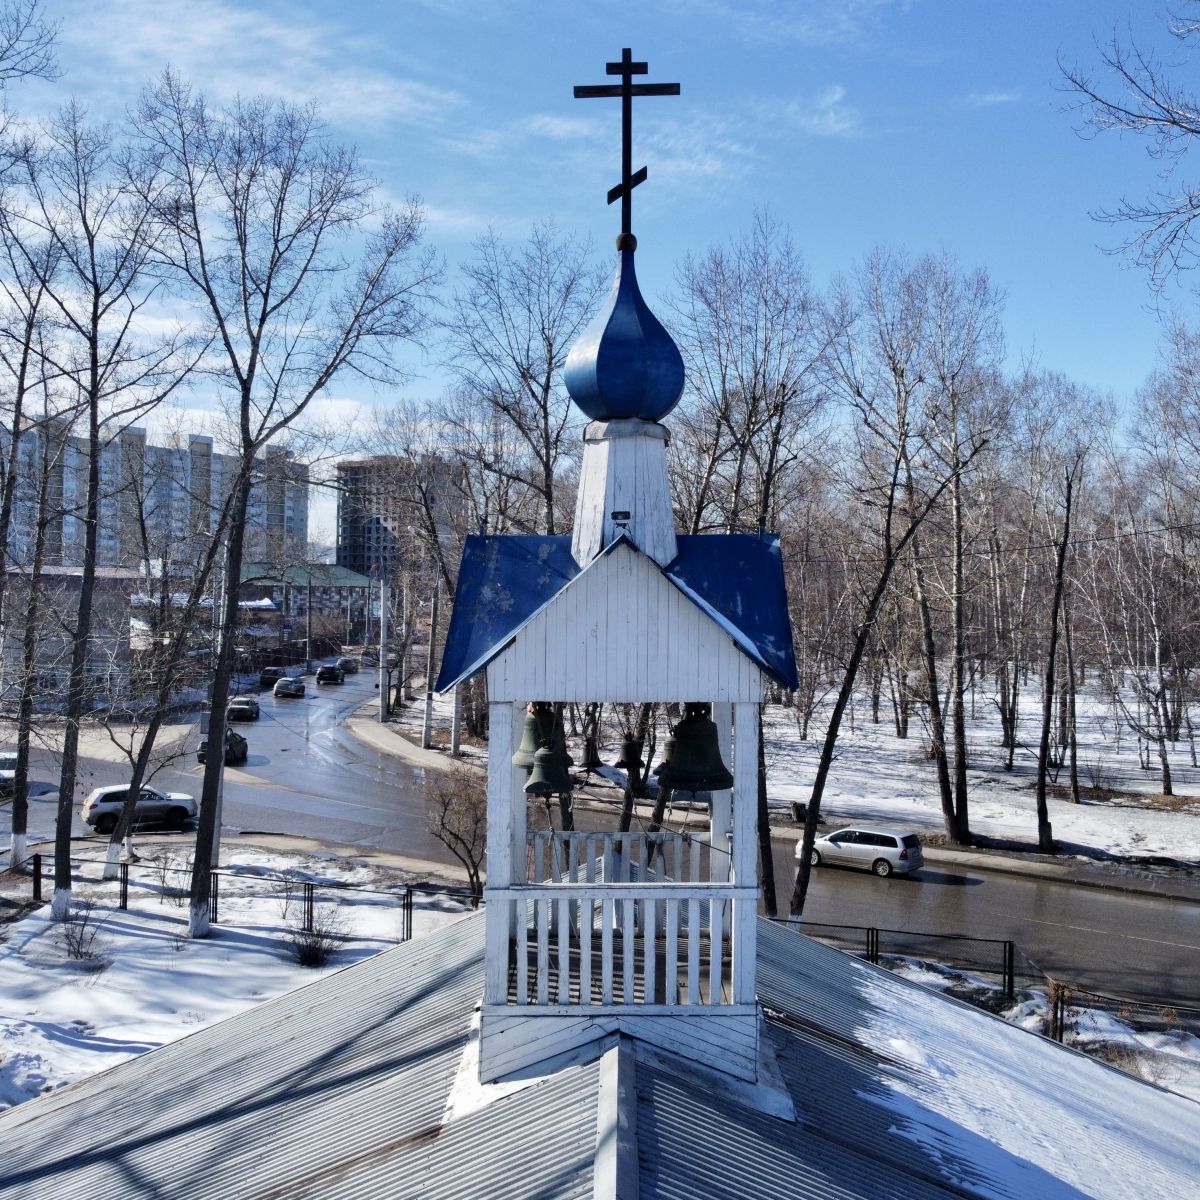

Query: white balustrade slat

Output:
[557, 896, 570, 1004]
[580, 897, 593, 1005]
[710, 895, 723, 1003]
[622, 898, 636, 1003]
[644, 898, 656, 1005]
[602, 899, 614, 1004]
[516, 902, 529, 1005]
[687, 898, 701, 1004]
[536, 898, 550, 1006]
[665, 900, 679, 1005]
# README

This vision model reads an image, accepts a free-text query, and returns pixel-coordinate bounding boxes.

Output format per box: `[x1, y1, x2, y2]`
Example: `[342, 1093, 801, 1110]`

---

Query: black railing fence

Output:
[775, 919, 1200, 1042]
[26, 851, 469, 943]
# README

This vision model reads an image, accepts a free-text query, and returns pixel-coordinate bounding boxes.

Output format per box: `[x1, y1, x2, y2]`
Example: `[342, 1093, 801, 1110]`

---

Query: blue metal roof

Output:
[434, 535, 579, 692]
[666, 534, 798, 690]
[435, 531, 798, 693]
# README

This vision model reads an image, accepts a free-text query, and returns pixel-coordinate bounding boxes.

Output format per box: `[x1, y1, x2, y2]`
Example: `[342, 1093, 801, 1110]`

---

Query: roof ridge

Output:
[594, 1036, 640, 1200]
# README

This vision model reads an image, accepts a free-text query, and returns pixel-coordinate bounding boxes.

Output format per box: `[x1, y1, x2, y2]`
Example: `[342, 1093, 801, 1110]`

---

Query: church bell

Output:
[513, 702, 556, 771]
[614, 738, 644, 771]
[654, 703, 733, 794]
[524, 742, 574, 796]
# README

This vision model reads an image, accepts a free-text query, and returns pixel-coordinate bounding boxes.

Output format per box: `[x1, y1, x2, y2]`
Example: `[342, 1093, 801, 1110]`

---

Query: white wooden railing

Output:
[488, 831, 753, 1012]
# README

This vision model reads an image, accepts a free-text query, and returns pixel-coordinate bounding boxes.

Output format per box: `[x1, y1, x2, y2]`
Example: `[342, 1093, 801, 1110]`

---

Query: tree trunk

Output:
[1035, 466, 1077, 853]
[188, 471, 253, 935]
[757, 708, 777, 918]
[52, 387, 102, 921]
[950, 469, 970, 843]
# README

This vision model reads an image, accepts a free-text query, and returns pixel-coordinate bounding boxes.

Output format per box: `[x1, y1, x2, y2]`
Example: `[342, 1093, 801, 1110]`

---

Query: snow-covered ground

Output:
[4, 673, 1197, 1117]
[0, 845, 470, 1111]
[762, 680, 1200, 862]
[401, 677, 1200, 862]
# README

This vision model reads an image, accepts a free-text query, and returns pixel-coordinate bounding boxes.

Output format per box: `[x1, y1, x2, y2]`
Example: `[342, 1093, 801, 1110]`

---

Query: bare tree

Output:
[425, 765, 486, 906]
[3, 102, 188, 919]
[129, 71, 439, 935]
[1062, 6, 1200, 283]
[0, 0, 56, 88]
[441, 223, 604, 535]
[789, 258, 989, 917]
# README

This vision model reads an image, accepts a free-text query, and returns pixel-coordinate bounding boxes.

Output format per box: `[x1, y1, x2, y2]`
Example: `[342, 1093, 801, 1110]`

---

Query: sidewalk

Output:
[346, 700, 1200, 906]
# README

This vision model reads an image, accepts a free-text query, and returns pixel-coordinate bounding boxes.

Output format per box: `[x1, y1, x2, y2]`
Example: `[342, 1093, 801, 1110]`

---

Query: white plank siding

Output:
[571, 420, 678, 568]
[487, 542, 763, 703]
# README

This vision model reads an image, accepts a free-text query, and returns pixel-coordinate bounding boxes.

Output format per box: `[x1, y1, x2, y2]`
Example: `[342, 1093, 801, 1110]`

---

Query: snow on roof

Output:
[436, 532, 798, 693]
[2, 912, 1195, 1199]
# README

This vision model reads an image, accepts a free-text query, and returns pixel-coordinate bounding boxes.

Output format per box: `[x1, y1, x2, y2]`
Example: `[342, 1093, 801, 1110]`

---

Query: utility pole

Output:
[305, 572, 313, 673]
[421, 576, 439, 748]
[378, 578, 388, 724]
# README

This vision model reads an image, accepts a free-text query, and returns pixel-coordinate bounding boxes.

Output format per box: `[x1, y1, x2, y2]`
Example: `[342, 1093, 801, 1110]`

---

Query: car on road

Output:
[82, 784, 197, 835]
[801, 826, 924, 877]
[316, 664, 345, 685]
[0, 749, 16, 798]
[197, 727, 249, 766]
[273, 676, 305, 698]
[259, 666, 285, 688]
[336, 656, 359, 674]
[227, 696, 260, 721]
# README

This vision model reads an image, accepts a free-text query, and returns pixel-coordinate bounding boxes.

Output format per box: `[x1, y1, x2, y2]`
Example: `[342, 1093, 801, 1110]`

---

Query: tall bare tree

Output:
[3, 102, 187, 918]
[129, 71, 439, 935]
[441, 222, 604, 535]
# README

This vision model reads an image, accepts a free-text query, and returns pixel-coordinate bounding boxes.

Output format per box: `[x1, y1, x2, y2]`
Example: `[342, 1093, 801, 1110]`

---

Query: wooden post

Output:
[732, 702, 758, 1004]
[485, 701, 516, 1005]
[710, 702, 733, 882]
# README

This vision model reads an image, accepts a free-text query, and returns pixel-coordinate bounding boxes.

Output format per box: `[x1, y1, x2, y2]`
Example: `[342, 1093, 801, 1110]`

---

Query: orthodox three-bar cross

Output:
[574, 49, 679, 242]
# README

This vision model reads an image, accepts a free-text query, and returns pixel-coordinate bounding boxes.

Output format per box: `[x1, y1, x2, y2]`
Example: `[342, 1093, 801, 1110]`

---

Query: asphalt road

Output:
[8, 668, 449, 864]
[770, 840, 1200, 1008]
[5, 672, 1199, 1007]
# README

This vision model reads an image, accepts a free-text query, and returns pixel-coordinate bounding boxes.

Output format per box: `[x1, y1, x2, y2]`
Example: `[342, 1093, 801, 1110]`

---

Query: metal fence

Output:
[786, 919, 1200, 1040]
[29, 851, 419, 941]
[794, 920, 1018, 1000]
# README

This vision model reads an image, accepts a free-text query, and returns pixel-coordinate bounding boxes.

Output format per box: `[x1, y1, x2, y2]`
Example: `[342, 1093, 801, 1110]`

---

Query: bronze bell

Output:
[524, 742, 574, 796]
[655, 703, 733, 794]
[614, 738, 644, 771]
[513, 702, 556, 771]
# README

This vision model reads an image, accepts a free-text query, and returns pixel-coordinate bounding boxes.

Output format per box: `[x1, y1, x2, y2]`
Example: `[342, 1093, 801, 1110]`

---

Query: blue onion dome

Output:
[564, 235, 685, 422]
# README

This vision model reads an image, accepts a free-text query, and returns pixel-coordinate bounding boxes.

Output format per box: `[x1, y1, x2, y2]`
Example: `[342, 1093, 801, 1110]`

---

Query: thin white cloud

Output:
[966, 90, 1022, 108]
[770, 86, 862, 138]
[657, 0, 909, 47]
[53, 0, 463, 129]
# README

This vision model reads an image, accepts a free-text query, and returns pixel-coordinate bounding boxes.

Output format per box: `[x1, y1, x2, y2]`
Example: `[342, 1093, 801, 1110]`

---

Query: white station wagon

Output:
[800, 826, 924, 877]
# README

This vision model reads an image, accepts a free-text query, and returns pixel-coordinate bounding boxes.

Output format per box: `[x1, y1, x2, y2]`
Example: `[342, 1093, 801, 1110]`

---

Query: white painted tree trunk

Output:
[188, 900, 210, 938]
[102, 839, 122, 880]
[51, 887, 71, 921]
[9, 831, 27, 870]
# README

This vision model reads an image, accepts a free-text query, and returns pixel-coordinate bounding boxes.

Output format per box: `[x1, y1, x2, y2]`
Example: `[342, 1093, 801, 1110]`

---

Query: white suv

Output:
[81, 785, 197, 836]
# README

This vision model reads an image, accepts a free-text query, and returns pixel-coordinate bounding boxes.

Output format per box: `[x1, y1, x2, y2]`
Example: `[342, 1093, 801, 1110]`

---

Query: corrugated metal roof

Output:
[436, 531, 798, 692]
[3, 912, 1199, 1200]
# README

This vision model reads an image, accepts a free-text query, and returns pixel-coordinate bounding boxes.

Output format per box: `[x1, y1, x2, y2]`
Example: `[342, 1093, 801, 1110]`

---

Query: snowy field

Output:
[0, 846, 470, 1111]
[761, 680, 1200, 863]
[417, 678, 1200, 862]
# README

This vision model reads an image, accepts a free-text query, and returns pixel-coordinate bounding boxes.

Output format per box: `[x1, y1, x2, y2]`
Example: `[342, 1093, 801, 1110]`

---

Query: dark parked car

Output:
[316, 664, 345, 685]
[227, 696, 260, 721]
[259, 666, 285, 688]
[198, 728, 248, 766]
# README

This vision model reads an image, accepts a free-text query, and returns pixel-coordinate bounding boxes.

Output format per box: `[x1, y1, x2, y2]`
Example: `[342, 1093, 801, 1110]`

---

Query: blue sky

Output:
[18, 0, 1194, 532]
